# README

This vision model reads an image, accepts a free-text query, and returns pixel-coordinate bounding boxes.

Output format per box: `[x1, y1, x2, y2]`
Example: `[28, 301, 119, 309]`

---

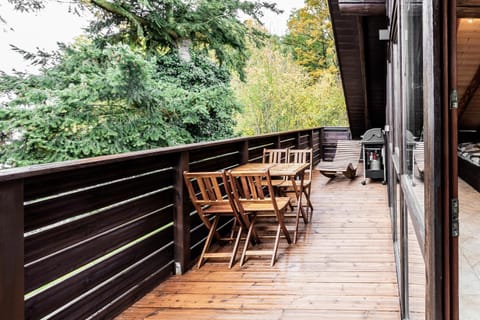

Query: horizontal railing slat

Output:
[25, 190, 174, 264]
[90, 261, 173, 320]
[50, 244, 174, 320]
[25, 227, 173, 319]
[190, 223, 209, 249]
[189, 153, 241, 172]
[25, 170, 174, 232]
[26, 209, 173, 292]
[24, 156, 175, 201]
[188, 144, 241, 163]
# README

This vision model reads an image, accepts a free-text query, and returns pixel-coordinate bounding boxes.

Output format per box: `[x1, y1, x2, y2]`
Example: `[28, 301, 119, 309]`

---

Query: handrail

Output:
[0, 127, 327, 182]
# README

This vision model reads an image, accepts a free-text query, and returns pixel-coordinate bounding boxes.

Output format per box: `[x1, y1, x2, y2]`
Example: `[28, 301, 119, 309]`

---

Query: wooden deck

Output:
[117, 171, 400, 320]
[459, 178, 480, 319]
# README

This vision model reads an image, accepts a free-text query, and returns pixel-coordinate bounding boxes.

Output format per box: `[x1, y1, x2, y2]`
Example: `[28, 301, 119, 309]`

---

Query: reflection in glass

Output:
[408, 212, 426, 319]
[403, 0, 423, 174]
[394, 179, 402, 306]
[401, 1, 426, 318]
[402, 0, 424, 182]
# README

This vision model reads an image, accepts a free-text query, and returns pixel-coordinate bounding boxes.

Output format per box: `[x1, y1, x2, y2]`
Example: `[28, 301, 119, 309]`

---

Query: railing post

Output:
[296, 132, 301, 148]
[0, 180, 24, 319]
[240, 141, 249, 164]
[310, 129, 315, 149]
[275, 135, 281, 148]
[174, 151, 190, 274]
[319, 127, 325, 160]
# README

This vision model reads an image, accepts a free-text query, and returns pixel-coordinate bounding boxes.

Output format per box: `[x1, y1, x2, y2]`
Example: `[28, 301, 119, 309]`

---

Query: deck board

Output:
[116, 171, 400, 319]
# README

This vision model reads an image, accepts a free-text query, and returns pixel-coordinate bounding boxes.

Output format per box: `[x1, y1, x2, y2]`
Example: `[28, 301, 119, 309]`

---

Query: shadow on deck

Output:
[117, 171, 400, 320]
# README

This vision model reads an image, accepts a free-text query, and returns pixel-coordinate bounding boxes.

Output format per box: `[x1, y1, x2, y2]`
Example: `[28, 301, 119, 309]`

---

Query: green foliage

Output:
[284, 0, 338, 80]
[4, 0, 278, 80]
[86, 0, 280, 79]
[0, 41, 239, 167]
[232, 40, 347, 136]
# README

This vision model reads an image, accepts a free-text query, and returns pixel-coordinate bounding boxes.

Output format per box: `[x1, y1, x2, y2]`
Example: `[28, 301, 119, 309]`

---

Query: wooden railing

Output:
[0, 126, 349, 319]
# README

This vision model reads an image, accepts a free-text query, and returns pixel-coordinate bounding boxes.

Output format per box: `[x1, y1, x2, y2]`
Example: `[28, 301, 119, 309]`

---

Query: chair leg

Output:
[294, 206, 300, 244]
[229, 218, 237, 240]
[229, 224, 243, 268]
[304, 185, 313, 220]
[197, 216, 219, 269]
[271, 224, 282, 266]
[278, 214, 292, 244]
[240, 215, 256, 267]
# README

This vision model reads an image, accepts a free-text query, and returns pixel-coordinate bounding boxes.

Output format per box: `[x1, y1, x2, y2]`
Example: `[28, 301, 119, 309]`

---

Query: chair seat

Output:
[278, 179, 311, 188]
[241, 197, 291, 213]
[203, 204, 236, 214]
[271, 179, 287, 186]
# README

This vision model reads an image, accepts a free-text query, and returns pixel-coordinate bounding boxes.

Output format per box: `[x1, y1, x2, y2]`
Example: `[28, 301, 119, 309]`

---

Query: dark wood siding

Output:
[329, 0, 388, 138]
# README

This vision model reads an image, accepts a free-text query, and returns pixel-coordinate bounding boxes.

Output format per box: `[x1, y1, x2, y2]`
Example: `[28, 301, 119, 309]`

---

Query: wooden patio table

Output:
[230, 162, 309, 243]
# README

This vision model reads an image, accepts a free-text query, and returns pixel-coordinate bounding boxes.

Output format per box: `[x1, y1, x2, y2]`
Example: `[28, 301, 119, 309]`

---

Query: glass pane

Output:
[402, 0, 424, 200]
[401, 1, 426, 318]
[407, 211, 426, 319]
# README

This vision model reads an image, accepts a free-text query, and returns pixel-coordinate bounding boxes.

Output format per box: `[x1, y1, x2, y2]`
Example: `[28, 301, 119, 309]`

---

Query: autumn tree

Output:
[284, 0, 338, 80]
[232, 40, 347, 136]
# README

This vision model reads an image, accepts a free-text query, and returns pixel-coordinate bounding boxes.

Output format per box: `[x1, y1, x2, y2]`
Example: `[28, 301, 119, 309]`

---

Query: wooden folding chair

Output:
[262, 148, 289, 164]
[414, 141, 424, 179]
[228, 168, 292, 267]
[183, 171, 244, 268]
[262, 148, 290, 188]
[279, 148, 314, 219]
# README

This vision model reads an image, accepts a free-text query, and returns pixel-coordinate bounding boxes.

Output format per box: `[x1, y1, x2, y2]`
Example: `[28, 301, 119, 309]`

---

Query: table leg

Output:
[290, 171, 307, 244]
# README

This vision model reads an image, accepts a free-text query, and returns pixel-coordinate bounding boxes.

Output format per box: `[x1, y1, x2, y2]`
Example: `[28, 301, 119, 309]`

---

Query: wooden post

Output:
[308, 129, 315, 150]
[0, 180, 24, 319]
[275, 135, 281, 149]
[174, 152, 190, 274]
[319, 128, 325, 161]
[240, 141, 249, 164]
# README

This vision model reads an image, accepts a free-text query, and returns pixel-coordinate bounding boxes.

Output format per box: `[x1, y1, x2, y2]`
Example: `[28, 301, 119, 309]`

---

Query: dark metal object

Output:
[361, 128, 386, 185]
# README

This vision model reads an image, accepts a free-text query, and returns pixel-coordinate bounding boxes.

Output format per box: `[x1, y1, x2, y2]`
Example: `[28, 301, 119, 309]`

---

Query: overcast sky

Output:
[0, 0, 304, 74]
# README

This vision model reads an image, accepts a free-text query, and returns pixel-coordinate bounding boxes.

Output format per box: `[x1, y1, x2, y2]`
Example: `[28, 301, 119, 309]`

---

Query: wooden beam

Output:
[356, 16, 369, 131]
[458, 65, 480, 118]
[457, 0, 480, 17]
[457, 7, 480, 17]
[0, 180, 24, 319]
[338, 0, 386, 15]
[174, 151, 190, 274]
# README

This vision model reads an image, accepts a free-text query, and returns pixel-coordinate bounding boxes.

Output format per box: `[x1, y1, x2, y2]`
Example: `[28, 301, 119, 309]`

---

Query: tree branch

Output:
[90, 0, 145, 38]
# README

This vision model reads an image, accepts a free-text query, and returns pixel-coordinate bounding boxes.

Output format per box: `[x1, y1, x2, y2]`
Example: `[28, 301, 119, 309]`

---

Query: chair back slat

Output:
[262, 148, 289, 164]
[238, 175, 266, 199]
[229, 170, 280, 214]
[288, 148, 313, 180]
[184, 171, 236, 216]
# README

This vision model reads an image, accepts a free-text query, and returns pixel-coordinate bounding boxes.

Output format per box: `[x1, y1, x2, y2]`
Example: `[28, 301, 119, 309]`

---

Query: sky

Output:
[0, 0, 304, 74]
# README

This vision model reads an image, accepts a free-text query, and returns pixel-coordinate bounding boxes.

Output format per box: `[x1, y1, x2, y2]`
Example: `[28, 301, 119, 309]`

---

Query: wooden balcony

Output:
[118, 171, 400, 320]
[0, 127, 401, 319]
